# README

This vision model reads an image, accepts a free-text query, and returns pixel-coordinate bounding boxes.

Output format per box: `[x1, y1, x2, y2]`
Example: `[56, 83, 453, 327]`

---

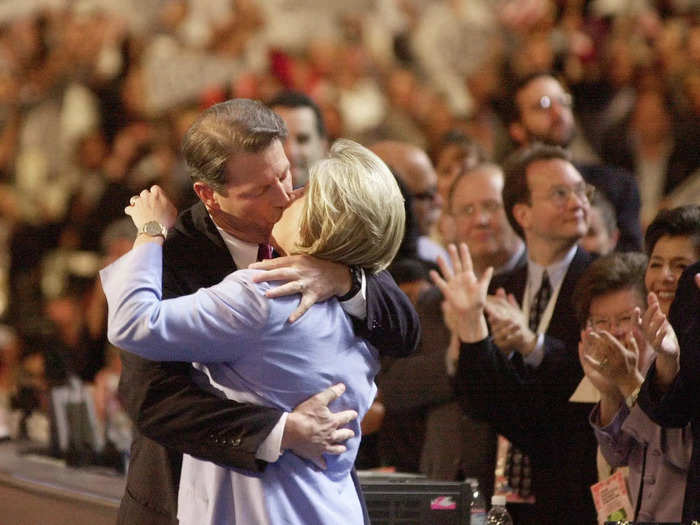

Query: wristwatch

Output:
[338, 265, 362, 302]
[138, 220, 168, 239]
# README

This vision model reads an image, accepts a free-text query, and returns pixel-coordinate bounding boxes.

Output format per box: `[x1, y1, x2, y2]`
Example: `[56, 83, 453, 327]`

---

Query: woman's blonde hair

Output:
[296, 139, 405, 274]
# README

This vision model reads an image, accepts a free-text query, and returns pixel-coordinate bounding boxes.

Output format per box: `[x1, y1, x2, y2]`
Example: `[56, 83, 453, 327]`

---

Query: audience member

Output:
[581, 191, 619, 256]
[267, 90, 328, 188]
[370, 140, 447, 266]
[504, 72, 643, 252]
[438, 143, 598, 524]
[643, 205, 700, 315]
[378, 161, 523, 496]
[574, 252, 690, 523]
[638, 262, 700, 522]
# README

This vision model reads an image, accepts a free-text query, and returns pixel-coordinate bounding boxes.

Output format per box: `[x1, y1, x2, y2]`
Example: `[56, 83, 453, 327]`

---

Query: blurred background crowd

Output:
[0, 0, 698, 484]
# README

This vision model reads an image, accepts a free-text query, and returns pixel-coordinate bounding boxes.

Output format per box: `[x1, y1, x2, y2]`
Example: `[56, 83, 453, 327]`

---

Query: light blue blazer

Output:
[101, 243, 379, 524]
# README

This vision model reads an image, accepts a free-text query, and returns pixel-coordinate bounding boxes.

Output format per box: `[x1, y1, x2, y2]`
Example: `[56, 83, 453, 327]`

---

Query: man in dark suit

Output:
[378, 163, 525, 497]
[435, 144, 598, 525]
[638, 263, 700, 522]
[505, 71, 643, 252]
[117, 99, 419, 524]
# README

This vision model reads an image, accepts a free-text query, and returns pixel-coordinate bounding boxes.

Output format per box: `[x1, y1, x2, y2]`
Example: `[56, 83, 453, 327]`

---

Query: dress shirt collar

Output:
[526, 243, 578, 297]
[214, 223, 259, 270]
[496, 242, 526, 276]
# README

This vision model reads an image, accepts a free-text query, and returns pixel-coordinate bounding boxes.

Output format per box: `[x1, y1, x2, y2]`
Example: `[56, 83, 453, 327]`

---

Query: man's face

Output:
[450, 167, 518, 264]
[273, 106, 327, 188]
[517, 158, 590, 246]
[512, 76, 576, 147]
[403, 151, 442, 235]
[204, 140, 293, 243]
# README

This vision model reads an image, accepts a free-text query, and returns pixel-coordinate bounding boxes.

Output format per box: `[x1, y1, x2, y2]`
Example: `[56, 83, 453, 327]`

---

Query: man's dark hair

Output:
[268, 90, 327, 139]
[644, 205, 700, 258]
[502, 142, 572, 238]
[502, 71, 565, 126]
[572, 252, 648, 328]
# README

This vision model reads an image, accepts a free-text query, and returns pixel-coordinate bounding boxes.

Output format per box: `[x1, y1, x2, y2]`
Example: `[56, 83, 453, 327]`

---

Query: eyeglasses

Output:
[452, 200, 503, 219]
[530, 94, 573, 112]
[587, 310, 638, 333]
[413, 187, 439, 201]
[535, 183, 595, 207]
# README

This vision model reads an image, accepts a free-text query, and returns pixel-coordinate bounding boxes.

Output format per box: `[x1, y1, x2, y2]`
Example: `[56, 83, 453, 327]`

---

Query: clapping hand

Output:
[640, 292, 680, 390]
[486, 289, 537, 356]
[430, 243, 493, 343]
[579, 328, 643, 399]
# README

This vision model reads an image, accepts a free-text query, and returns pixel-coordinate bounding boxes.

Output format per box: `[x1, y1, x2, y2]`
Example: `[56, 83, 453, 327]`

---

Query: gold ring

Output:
[600, 357, 609, 369]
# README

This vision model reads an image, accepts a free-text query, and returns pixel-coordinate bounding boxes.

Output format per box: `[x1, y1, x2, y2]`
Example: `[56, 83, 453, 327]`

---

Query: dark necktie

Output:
[501, 271, 550, 503]
[529, 271, 552, 332]
[257, 243, 273, 262]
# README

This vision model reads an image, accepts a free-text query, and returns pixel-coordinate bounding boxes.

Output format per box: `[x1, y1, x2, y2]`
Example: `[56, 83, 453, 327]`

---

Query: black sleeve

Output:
[118, 351, 282, 472]
[358, 270, 420, 357]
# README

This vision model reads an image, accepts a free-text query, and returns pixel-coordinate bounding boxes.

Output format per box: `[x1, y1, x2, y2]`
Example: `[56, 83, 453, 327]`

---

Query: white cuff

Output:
[255, 412, 288, 462]
[339, 269, 367, 320]
[523, 333, 545, 368]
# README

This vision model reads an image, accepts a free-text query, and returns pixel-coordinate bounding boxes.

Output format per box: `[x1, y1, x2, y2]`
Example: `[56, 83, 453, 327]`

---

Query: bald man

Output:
[370, 141, 447, 265]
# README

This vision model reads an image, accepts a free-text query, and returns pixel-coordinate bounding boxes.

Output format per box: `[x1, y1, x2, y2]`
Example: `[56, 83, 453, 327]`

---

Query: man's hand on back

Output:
[281, 383, 357, 469]
[249, 255, 352, 322]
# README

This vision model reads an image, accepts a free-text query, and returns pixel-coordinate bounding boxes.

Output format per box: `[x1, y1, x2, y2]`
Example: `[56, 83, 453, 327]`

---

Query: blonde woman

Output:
[101, 139, 405, 525]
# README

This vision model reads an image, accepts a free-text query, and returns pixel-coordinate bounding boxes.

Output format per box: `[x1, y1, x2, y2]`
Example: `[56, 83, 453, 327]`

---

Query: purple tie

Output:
[257, 243, 273, 261]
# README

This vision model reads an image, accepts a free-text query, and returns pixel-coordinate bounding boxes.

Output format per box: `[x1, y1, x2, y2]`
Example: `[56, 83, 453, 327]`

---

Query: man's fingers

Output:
[323, 444, 347, 456]
[435, 254, 454, 282]
[265, 281, 303, 298]
[429, 269, 448, 293]
[695, 273, 700, 290]
[305, 383, 346, 408]
[251, 268, 296, 283]
[330, 428, 355, 443]
[479, 266, 494, 291]
[288, 295, 315, 323]
[458, 242, 474, 274]
[249, 256, 299, 270]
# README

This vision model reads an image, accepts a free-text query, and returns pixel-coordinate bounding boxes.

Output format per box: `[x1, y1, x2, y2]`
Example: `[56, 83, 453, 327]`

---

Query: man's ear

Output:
[512, 202, 531, 233]
[193, 182, 218, 209]
[509, 122, 527, 145]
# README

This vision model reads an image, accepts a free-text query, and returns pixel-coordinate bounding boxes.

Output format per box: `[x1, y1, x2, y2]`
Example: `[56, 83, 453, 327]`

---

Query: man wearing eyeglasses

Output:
[370, 140, 448, 266]
[378, 163, 524, 502]
[451, 143, 598, 525]
[505, 72, 642, 253]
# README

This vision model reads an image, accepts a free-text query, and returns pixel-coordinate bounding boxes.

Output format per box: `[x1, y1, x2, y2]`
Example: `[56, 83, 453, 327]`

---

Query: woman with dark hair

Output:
[572, 252, 690, 523]
[643, 204, 700, 315]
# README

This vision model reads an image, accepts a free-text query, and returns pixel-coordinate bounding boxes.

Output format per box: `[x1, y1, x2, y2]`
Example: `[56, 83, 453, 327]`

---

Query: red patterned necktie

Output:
[257, 243, 273, 261]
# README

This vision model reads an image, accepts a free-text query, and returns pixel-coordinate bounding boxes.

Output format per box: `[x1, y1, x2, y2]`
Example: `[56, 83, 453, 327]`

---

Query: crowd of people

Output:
[0, 0, 699, 524]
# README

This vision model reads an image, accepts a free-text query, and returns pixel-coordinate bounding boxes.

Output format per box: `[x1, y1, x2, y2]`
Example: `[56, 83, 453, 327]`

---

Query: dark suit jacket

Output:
[117, 202, 420, 524]
[638, 261, 700, 522]
[455, 246, 597, 525]
[576, 163, 642, 253]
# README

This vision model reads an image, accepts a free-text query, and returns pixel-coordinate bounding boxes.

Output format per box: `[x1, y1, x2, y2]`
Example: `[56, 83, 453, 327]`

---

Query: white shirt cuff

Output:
[339, 269, 367, 320]
[255, 412, 288, 462]
[523, 333, 545, 368]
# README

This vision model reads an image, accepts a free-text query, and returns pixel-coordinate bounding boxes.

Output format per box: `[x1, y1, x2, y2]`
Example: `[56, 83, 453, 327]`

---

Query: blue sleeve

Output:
[101, 243, 267, 362]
